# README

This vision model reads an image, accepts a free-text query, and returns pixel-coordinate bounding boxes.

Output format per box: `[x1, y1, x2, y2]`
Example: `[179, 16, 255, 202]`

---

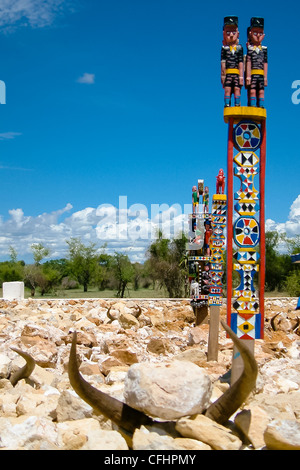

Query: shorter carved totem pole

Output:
[187, 179, 211, 325]
[207, 187, 227, 361]
[187, 175, 227, 355]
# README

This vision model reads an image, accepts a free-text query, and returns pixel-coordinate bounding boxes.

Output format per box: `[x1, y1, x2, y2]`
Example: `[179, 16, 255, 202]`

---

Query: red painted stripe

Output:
[259, 119, 266, 339]
[226, 118, 234, 329]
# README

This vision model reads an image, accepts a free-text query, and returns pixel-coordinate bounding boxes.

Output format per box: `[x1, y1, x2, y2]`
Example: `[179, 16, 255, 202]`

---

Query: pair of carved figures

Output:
[192, 185, 209, 214]
[221, 16, 268, 108]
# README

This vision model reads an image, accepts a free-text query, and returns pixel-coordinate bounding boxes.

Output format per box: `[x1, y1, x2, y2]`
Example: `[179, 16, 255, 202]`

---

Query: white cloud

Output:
[0, 203, 74, 261]
[266, 195, 300, 238]
[76, 73, 95, 85]
[0, 132, 22, 140]
[1, 195, 299, 264]
[0, 0, 76, 30]
[0, 202, 189, 263]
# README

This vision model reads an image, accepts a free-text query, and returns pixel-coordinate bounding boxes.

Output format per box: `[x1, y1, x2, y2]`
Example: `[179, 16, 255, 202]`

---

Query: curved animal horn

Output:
[270, 312, 280, 331]
[293, 317, 300, 333]
[68, 331, 153, 435]
[205, 320, 258, 425]
[10, 347, 36, 386]
[133, 306, 142, 319]
[107, 307, 117, 323]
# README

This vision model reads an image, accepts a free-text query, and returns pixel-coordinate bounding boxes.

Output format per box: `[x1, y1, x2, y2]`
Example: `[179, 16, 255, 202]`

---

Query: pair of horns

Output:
[8, 320, 258, 432]
[68, 320, 258, 433]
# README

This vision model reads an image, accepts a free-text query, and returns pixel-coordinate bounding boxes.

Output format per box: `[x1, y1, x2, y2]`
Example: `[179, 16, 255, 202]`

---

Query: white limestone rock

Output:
[124, 360, 212, 420]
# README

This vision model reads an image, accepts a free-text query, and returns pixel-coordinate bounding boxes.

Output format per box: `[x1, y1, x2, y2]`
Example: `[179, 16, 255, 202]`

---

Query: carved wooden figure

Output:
[221, 16, 244, 107]
[192, 185, 199, 214]
[246, 17, 268, 108]
[216, 169, 226, 194]
[203, 186, 209, 213]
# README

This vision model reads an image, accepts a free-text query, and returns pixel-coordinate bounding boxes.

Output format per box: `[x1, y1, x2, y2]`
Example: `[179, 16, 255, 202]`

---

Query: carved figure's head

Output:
[249, 17, 265, 46]
[223, 16, 239, 46]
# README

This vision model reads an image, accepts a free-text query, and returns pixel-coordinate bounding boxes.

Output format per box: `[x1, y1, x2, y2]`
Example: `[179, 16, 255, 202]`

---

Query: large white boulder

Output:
[124, 360, 212, 420]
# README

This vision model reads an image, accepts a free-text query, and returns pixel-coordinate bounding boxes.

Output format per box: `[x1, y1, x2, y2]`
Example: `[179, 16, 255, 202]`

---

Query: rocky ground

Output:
[0, 296, 299, 450]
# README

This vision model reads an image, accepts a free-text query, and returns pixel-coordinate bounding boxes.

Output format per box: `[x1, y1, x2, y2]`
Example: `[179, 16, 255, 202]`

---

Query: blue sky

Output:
[0, 0, 299, 262]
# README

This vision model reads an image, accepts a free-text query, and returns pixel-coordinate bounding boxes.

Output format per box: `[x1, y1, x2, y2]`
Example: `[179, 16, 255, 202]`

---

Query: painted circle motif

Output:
[233, 120, 261, 151]
[234, 217, 260, 247]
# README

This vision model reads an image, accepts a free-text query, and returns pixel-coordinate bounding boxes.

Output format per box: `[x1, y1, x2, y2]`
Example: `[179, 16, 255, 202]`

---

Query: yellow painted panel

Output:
[224, 106, 267, 123]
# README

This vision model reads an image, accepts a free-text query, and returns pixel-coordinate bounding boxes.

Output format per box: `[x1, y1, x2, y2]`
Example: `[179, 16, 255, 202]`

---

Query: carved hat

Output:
[250, 17, 264, 29]
[223, 16, 238, 29]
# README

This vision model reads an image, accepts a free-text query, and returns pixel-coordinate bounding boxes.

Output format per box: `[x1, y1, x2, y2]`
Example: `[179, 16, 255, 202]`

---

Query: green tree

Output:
[0, 261, 24, 286]
[92, 250, 114, 291]
[285, 271, 300, 297]
[40, 263, 63, 295]
[281, 233, 300, 255]
[280, 233, 300, 296]
[147, 230, 188, 298]
[0, 246, 24, 288]
[23, 264, 41, 296]
[66, 238, 98, 292]
[132, 262, 144, 291]
[31, 243, 50, 265]
[265, 231, 293, 291]
[9, 246, 18, 264]
[111, 252, 135, 298]
[43, 258, 70, 279]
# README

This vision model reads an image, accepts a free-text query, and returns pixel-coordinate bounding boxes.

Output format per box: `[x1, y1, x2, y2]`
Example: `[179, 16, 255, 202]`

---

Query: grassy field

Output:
[0, 285, 171, 300]
[0, 285, 291, 300]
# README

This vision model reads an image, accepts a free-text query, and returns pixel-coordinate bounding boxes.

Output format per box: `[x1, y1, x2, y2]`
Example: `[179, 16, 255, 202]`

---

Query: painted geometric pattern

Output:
[234, 168, 259, 199]
[233, 249, 260, 264]
[189, 256, 210, 261]
[234, 151, 259, 167]
[234, 217, 260, 248]
[230, 119, 263, 338]
[233, 121, 262, 151]
[209, 296, 223, 306]
[209, 195, 226, 306]
[234, 160, 260, 217]
[233, 263, 259, 293]
[230, 313, 262, 339]
[235, 201, 259, 217]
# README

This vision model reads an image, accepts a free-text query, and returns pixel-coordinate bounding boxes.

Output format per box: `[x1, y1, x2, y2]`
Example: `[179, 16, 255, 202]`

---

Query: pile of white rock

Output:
[0, 297, 299, 450]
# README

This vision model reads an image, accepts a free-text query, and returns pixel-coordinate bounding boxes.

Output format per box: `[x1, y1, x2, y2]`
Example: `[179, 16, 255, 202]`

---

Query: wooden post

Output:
[195, 305, 209, 325]
[207, 305, 220, 361]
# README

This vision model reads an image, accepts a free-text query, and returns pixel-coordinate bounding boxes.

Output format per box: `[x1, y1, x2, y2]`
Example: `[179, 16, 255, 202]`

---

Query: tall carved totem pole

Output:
[222, 16, 267, 381]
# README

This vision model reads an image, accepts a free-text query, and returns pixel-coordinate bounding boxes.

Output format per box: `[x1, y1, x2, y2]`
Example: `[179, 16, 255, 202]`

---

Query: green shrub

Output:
[285, 270, 300, 297]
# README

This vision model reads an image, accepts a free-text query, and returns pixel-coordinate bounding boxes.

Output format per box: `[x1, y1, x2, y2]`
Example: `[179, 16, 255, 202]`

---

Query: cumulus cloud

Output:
[0, 0, 76, 30]
[1, 195, 299, 264]
[76, 73, 95, 85]
[265, 195, 300, 253]
[266, 195, 300, 238]
[0, 203, 74, 261]
[0, 201, 189, 263]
